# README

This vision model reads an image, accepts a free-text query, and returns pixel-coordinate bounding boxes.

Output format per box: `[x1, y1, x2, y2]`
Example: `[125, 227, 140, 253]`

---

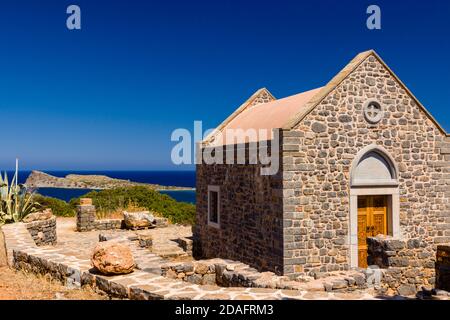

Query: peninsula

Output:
[24, 171, 194, 191]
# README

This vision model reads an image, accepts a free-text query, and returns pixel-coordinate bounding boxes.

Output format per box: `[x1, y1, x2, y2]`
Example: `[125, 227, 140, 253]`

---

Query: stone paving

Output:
[0, 218, 396, 300]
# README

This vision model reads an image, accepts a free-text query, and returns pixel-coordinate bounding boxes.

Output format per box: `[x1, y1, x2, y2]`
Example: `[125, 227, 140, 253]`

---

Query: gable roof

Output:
[205, 50, 449, 146]
[215, 87, 322, 143]
[284, 50, 449, 136]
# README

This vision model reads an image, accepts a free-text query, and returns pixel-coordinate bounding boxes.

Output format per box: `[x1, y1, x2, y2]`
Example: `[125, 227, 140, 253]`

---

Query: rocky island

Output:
[25, 171, 193, 191]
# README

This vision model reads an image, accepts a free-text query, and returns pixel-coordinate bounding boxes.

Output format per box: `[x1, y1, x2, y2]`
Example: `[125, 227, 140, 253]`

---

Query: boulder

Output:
[397, 284, 417, 296]
[91, 242, 135, 275]
[123, 211, 155, 229]
[23, 209, 53, 223]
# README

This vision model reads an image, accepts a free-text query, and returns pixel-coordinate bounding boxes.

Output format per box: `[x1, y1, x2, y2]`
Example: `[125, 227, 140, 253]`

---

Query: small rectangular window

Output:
[208, 186, 220, 228]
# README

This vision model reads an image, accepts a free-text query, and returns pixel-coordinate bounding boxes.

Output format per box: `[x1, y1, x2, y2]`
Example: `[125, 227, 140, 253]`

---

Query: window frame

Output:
[207, 185, 220, 228]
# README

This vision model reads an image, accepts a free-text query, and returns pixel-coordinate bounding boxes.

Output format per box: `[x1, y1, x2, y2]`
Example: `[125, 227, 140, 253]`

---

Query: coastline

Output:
[29, 185, 195, 191]
[24, 170, 195, 191]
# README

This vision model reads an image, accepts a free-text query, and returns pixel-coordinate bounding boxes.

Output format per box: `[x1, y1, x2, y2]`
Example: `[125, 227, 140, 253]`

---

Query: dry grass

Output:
[0, 267, 107, 300]
[96, 200, 156, 220]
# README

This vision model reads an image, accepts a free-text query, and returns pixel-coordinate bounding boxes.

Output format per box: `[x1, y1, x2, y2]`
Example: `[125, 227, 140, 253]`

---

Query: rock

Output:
[432, 289, 450, 296]
[384, 239, 406, 251]
[311, 122, 327, 133]
[338, 115, 352, 123]
[165, 269, 177, 279]
[186, 274, 203, 285]
[123, 211, 155, 229]
[304, 281, 326, 292]
[181, 263, 194, 273]
[397, 284, 416, 296]
[23, 209, 53, 223]
[195, 263, 210, 275]
[91, 242, 135, 275]
[386, 288, 395, 296]
[98, 233, 118, 242]
[331, 279, 348, 290]
[296, 275, 314, 283]
[138, 235, 153, 248]
[353, 274, 367, 287]
[154, 217, 169, 227]
[312, 271, 327, 279]
[202, 274, 217, 285]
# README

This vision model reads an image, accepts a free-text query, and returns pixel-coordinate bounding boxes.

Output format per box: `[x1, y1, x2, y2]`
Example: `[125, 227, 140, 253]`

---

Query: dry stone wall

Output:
[76, 203, 124, 232]
[367, 235, 435, 294]
[24, 217, 57, 246]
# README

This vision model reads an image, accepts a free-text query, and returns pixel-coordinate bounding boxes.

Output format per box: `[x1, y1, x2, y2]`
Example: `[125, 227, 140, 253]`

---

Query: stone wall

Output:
[76, 203, 97, 232]
[76, 201, 122, 232]
[24, 217, 57, 246]
[161, 258, 370, 292]
[76, 198, 168, 232]
[367, 236, 435, 294]
[194, 142, 285, 275]
[94, 219, 122, 230]
[281, 55, 450, 277]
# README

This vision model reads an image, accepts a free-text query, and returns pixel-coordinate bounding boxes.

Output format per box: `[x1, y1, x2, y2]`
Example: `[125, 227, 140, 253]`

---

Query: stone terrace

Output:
[1, 218, 390, 300]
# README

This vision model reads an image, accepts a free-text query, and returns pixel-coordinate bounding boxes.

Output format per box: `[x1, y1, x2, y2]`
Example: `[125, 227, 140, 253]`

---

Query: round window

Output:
[363, 100, 383, 124]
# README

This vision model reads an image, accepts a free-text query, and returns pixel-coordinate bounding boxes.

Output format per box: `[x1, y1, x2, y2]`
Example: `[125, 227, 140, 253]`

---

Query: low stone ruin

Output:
[161, 258, 370, 293]
[367, 235, 435, 295]
[76, 198, 168, 232]
[23, 209, 57, 246]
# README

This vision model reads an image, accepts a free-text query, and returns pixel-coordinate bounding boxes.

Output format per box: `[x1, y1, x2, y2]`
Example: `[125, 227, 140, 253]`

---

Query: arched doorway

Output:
[349, 144, 400, 268]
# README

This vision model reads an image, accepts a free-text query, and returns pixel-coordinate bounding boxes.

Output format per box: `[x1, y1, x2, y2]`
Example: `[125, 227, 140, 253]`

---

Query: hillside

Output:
[24, 170, 193, 190]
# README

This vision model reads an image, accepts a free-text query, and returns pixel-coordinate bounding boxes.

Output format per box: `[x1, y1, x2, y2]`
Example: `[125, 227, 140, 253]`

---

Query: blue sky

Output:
[0, 0, 449, 170]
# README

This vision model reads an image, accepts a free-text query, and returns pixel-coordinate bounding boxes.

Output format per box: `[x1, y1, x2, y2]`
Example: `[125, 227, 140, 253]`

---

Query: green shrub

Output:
[70, 186, 196, 225]
[33, 194, 75, 217]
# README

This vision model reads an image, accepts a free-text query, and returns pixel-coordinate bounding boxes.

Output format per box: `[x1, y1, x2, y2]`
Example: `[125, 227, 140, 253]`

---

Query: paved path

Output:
[1, 218, 383, 300]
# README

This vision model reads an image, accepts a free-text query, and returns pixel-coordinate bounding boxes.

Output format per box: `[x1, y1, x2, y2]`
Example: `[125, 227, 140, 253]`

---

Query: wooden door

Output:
[357, 195, 388, 268]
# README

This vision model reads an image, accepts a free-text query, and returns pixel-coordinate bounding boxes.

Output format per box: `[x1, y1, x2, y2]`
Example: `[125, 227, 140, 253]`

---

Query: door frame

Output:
[349, 187, 400, 268]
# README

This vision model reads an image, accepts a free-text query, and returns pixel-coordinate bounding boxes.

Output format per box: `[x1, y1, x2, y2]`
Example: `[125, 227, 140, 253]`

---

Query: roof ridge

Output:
[235, 87, 324, 114]
[202, 87, 276, 145]
[282, 50, 374, 129]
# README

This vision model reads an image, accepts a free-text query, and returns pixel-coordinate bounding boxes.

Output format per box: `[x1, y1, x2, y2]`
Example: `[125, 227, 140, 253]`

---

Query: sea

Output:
[9, 170, 196, 204]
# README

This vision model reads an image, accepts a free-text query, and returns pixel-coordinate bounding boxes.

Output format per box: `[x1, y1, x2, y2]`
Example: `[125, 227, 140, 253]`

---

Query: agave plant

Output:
[0, 169, 39, 225]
